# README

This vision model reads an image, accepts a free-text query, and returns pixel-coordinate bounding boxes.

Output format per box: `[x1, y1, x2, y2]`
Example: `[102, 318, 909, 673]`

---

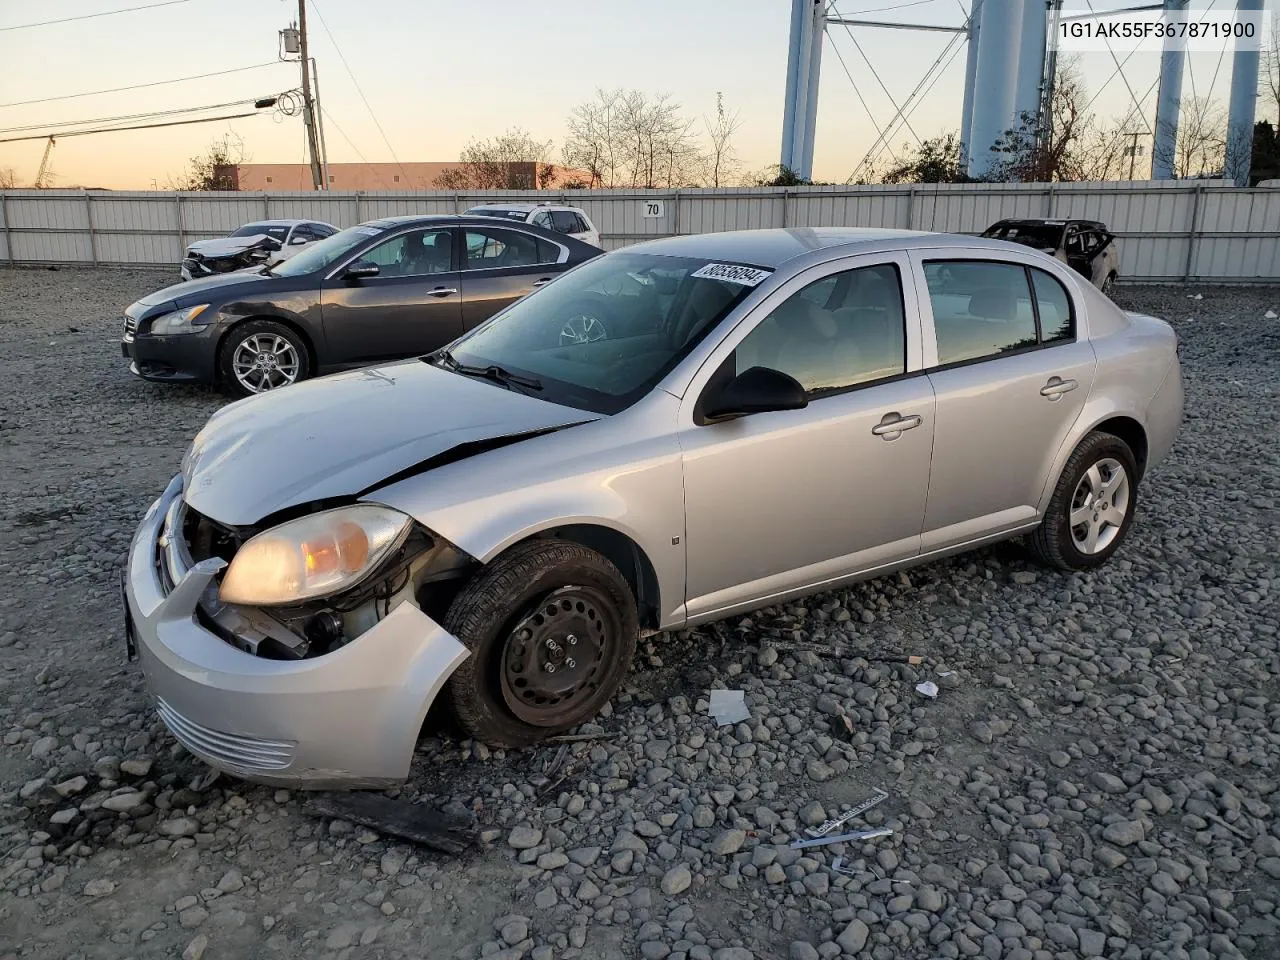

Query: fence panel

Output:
[1, 184, 1277, 281]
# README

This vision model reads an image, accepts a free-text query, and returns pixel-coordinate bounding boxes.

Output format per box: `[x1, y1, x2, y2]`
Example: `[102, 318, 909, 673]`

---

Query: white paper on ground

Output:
[915, 680, 939, 699]
[708, 689, 751, 725]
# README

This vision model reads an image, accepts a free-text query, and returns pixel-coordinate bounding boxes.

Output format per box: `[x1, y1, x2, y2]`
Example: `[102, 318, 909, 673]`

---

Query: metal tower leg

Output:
[1224, 0, 1262, 186]
[1151, 0, 1188, 180]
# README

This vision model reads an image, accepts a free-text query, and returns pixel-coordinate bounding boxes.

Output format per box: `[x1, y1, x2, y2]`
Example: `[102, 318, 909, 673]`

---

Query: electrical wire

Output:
[0, 111, 260, 144]
[826, 35, 903, 166]
[0, 63, 285, 110]
[308, 0, 408, 184]
[319, 107, 394, 190]
[0, 98, 273, 136]
[829, 2, 924, 145]
[0, 0, 194, 32]
[829, 0, 940, 15]
[851, 20, 967, 178]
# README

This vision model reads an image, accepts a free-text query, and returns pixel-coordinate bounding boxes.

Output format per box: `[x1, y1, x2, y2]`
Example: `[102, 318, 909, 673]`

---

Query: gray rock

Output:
[709, 829, 747, 855]
[509, 825, 543, 850]
[661, 864, 693, 895]
[836, 919, 869, 954]
[1102, 819, 1145, 847]
[84, 879, 115, 897]
[182, 935, 208, 960]
[790, 943, 820, 960]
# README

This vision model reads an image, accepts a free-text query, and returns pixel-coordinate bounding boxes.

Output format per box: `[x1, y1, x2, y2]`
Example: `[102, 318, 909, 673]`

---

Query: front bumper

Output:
[121, 330, 219, 384]
[123, 475, 469, 787]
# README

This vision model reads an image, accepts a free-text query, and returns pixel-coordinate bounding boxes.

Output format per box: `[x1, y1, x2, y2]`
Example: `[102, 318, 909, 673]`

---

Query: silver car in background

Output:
[123, 228, 1183, 787]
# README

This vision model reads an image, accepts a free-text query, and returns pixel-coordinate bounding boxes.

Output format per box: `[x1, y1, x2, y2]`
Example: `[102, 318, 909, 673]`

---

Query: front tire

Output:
[219, 319, 311, 397]
[443, 540, 638, 747]
[1028, 431, 1138, 571]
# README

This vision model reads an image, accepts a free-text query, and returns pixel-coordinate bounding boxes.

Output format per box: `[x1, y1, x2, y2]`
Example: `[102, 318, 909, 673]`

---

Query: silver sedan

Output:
[123, 228, 1184, 787]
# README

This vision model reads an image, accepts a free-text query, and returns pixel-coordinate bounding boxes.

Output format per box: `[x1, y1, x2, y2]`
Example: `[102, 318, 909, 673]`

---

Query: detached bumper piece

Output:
[122, 475, 470, 788]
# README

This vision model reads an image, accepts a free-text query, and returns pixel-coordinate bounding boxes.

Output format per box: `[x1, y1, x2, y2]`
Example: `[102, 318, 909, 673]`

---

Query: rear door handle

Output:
[1040, 376, 1078, 400]
[872, 412, 923, 439]
[532, 277, 553, 287]
[427, 287, 458, 298]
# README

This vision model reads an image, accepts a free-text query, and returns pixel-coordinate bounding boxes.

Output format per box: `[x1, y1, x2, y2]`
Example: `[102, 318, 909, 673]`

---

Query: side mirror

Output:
[289, 235, 308, 245]
[344, 261, 380, 281]
[700, 366, 807, 423]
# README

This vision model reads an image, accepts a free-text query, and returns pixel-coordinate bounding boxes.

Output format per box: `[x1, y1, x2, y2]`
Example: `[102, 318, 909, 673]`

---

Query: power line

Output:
[0, 97, 275, 136]
[320, 107, 394, 190]
[0, 0, 194, 32]
[308, 0, 408, 183]
[0, 112, 259, 144]
[827, 33, 903, 167]
[830, 3, 924, 145]
[832, 0, 940, 14]
[0, 62, 284, 110]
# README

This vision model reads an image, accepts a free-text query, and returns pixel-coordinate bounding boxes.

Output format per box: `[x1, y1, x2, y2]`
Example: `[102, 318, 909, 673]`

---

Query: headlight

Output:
[149, 304, 211, 335]
[219, 505, 413, 606]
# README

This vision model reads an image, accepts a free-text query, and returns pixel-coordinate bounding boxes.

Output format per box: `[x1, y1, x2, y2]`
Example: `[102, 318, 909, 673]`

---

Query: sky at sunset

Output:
[0, 1, 1273, 191]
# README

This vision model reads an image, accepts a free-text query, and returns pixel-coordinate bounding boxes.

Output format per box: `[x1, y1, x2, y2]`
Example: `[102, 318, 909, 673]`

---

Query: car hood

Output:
[187, 235, 279, 258]
[134, 270, 271, 309]
[181, 360, 599, 526]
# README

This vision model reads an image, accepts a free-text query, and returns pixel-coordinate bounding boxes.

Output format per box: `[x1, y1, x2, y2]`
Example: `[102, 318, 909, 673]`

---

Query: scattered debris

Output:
[1266, 309, 1278, 319]
[830, 856, 858, 876]
[1187, 293, 1203, 300]
[915, 680, 939, 699]
[938, 671, 955, 678]
[790, 827, 893, 850]
[303, 793, 475, 855]
[806, 788, 890, 838]
[708, 688, 750, 726]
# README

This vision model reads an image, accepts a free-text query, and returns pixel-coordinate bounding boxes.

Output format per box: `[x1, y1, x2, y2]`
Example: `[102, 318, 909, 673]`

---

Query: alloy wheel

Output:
[1069, 457, 1130, 555]
[231, 333, 301, 393]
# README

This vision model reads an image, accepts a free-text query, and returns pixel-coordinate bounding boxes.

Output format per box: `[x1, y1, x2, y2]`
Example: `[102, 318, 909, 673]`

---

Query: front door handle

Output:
[532, 277, 553, 287]
[1040, 376, 1078, 400]
[427, 287, 458, 298]
[872, 412, 923, 439]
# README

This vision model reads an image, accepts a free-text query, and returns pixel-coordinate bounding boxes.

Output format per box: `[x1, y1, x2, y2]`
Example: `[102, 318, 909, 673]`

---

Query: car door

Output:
[320, 227, 464, 365]
[911, 253, 1096, 551]
[677, 255, 935, 621]
[458, 225, 564, 330]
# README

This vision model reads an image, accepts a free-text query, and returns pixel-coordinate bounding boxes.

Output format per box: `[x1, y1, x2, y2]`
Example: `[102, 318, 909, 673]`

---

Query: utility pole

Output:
[1123, 132, 1144, 181]
[297, 0, 325, 191]
[311, 58, 331, 190]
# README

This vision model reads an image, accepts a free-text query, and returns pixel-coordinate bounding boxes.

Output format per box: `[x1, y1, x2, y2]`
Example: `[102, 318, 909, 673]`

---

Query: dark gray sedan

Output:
[122, 215, 603, 395]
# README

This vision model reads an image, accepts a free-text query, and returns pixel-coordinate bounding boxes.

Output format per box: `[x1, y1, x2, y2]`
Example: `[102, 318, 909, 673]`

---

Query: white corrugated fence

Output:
[1, 180, 1277, 282]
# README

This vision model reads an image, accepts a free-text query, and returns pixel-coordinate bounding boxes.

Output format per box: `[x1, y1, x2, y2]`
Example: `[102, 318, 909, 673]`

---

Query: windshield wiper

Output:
[428, 349, 542, 391]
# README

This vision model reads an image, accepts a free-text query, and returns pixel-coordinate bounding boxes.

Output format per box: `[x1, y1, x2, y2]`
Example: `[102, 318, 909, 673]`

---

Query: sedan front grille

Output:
[156, 697, 294, 771]
[122, 316, 138, 342]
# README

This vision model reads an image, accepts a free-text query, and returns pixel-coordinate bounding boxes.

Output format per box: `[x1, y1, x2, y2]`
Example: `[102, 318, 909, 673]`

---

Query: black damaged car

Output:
[122, 215, 604, 395]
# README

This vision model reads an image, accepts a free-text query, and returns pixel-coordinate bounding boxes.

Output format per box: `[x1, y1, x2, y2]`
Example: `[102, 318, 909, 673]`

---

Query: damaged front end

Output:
[181, 236, 282, 280]
[160, 495, 476, 662]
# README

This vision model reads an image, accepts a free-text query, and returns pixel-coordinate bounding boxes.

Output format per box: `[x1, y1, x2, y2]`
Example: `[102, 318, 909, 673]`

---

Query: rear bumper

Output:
[124, 476, 469, 788]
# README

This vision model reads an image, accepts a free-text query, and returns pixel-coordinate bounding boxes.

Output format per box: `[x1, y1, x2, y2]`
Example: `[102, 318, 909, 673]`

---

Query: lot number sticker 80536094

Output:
[690, 263, 774, 287]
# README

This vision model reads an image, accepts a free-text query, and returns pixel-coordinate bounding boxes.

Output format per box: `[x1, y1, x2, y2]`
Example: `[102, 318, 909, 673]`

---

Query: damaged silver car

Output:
[124, 228, 1183, 787]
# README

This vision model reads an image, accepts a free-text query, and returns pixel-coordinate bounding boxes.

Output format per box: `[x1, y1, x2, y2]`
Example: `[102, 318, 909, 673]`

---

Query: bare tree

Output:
[435, 127, 554, 189]
[986, 59, 1094, 182]
[703, 93, 743, 187]
[0, 167, 17, 189]
[1262, 12, 1280, 124]
[563, 89, 704, 188]
[168, 134, 247, 191]
[1173, 96, 1227, 179]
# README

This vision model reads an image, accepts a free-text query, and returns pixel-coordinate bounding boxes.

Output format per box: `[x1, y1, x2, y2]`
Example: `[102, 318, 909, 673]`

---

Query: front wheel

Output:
[219, 319, 311, 397]
[1027, 431, 1138, 571]
[443, 541, 638, 747]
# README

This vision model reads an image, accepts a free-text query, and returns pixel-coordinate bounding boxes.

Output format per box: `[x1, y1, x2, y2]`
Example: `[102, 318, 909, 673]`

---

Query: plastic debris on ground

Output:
[790, 827, 893, 849]
[1266, 310, 1278, 319]
[915, 680, 939, 698]
[1187, 293, 1204, 300]
[707, 688, 750, 726]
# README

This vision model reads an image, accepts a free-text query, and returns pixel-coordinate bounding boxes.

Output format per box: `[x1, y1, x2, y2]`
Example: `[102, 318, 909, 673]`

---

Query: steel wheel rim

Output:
[499, 585, 620, 727]
[232, 333, 300, 393]
[1069, 457, 1130, 555]
[559, 314, 606, 345]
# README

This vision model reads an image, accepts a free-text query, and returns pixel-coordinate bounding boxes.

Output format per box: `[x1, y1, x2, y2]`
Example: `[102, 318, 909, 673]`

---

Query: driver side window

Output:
[735, 264, 907, 398]
[362, 230, 454, 277]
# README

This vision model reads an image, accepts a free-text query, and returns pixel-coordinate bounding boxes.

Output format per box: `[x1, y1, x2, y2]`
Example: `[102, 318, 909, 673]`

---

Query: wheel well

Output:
[541, 524, 661, 631]
[1094, 416, 1148, 478]
[215, 316, 317, 381]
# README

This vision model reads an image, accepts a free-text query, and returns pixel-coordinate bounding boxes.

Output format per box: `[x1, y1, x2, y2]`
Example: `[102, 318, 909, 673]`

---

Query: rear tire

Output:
[1102, 272, 1117, 296]
[443, 540, 638, 747]
[218, 319, 312, 397]
[1028, 431, 1138, 571]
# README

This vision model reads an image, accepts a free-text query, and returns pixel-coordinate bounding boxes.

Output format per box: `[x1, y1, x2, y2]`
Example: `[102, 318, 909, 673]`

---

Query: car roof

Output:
[241, 219, 318, 227]
[622, 228, 1032, 269]
[465, 203, 585, 212]
[989, 218, 1104, 228]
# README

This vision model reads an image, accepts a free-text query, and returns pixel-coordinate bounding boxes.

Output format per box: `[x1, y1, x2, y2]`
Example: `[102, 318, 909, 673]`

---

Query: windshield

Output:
[467, 207, 529, 222]
[268, 224, 386, 277]
[444, 252, 767, 414]
[231, 223, 289, 241]
[983, 223, 1065, 249]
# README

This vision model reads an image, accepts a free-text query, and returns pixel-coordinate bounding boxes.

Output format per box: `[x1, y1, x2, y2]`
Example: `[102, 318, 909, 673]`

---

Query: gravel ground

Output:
[1, 266, 1279, 960]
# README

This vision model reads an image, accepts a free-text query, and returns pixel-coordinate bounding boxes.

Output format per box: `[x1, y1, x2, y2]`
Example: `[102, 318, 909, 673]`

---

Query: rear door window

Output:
[924, 261, 1038, 365]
